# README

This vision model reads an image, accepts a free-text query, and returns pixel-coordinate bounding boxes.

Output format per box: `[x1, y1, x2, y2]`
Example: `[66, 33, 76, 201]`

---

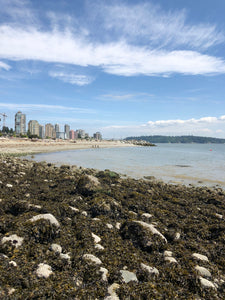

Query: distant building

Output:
[93, 132, 102, 140]
[15, 111, 26, 135]
[76, 129, 85, 139]
[64, 124, 70, 139]
[55, 124, 60, 134]
[28, 120, 39, 136]
[56, 132, 65, 139]
[39, 125, 44, 139]
[69, 130, 75, 140]
[45, 123, 56, 138]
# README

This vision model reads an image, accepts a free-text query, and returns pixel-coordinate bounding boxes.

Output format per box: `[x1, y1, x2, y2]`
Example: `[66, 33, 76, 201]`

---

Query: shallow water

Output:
[25, 143, 225, 188]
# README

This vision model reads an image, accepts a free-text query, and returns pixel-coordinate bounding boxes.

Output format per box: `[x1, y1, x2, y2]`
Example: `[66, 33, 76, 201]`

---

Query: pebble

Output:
[2, 234, 24, 248]
[195, 266, 211, 278]
[83, 254, 102, 265]
[106, 223, 113, 229]
[50, 243, 62, 254]
[95, 244, 105, 250]
[6, 184, 13, 188]
[100, 267, 108, 281]
[120, 270, 138, 283]
[199, 277, 216, 289]
[141, 263, 159, 276]
[192, 253, 209, 262]
[35, 263, 53, 278]
[105, 283, 120, 300]
[9, 261, 17, 267]
[91, 233, 101, 244]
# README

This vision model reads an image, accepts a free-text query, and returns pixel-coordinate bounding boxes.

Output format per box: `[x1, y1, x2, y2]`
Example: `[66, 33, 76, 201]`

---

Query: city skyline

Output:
[0, 1, 225, 138]
[12, 110, 101, 140]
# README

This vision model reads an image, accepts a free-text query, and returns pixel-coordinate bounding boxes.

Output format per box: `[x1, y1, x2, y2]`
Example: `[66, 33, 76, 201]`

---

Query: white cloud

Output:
[96, 2, 224, 49]
[102, 115, 225, 138]
[49, 71, 94, 86]
[0, 61, 11, 70]
[0, 102, 96, 114]
[0, 26, 225, 77]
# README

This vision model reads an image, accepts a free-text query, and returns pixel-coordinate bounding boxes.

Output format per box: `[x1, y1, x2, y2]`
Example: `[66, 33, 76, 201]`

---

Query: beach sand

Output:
[0, 138, 134, 155]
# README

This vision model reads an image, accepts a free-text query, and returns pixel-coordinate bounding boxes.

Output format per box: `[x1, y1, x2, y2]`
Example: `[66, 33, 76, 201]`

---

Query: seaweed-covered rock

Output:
[120, 220, 167, 252]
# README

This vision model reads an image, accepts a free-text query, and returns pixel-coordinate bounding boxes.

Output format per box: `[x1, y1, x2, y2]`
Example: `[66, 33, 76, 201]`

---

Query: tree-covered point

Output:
[124, 135, 225, 144]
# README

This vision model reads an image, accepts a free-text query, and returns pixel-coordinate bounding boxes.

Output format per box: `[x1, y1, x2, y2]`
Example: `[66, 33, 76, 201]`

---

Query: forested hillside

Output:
[125, 135, 225, 143]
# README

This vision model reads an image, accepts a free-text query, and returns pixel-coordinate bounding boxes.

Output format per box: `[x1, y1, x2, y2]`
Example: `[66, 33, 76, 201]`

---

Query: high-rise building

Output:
[76, 129, 85, 139]
[93, 132, 102, 140]
[45, 123, 55, 138]
[28, 120, 39, 136]
[69, 130, 75, 140]
[39, 125, 44, 139]
[55, 124, 60, 134]
[64, 124, 70, 139]
[15, 111, 26, 135]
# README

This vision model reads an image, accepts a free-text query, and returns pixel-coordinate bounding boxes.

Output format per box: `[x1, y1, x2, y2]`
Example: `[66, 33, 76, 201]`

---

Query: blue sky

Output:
[0, 0, 225, 138]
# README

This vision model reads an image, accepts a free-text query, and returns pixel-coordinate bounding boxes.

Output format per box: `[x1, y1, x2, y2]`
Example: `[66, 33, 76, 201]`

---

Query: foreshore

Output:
[0, 155, 224, 299]
[0, 138, 134, 155]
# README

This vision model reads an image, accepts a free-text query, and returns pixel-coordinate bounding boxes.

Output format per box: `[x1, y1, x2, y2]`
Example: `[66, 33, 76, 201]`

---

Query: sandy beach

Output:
[0, 138, 134, 155]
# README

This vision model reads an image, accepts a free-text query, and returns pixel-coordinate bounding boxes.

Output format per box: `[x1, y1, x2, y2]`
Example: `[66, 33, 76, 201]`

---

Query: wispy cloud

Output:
[0, 61, 11, 70]
[101, 92, 153, 101]
[0, 26, 225, 77]
[0, 1, 224, 78]
[0, 102, 96, 114]
[49, 71, 94, 86]
[96, 2, 224, 49]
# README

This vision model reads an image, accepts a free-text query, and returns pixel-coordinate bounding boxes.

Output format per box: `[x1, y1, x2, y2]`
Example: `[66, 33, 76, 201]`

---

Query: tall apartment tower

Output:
[45, 123, 56, 139]
[28, 120, 39, 136]
[39, 125, 44, 139]
[64, 124, 70, 139]
[15, 111, 26, 135]
[55, 124, 60, 133]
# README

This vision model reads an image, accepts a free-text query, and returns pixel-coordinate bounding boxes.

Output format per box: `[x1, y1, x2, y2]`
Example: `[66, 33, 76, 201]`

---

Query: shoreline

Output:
[0, 138, 134, 155]
[0, 155, 224, 298]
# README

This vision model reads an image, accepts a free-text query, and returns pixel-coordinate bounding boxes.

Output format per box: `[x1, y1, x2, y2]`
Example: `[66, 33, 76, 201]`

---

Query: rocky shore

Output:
[0, 155, 225, 299]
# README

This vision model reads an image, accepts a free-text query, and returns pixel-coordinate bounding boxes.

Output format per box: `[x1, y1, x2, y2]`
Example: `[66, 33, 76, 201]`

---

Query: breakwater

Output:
[0, 156, 225, 299]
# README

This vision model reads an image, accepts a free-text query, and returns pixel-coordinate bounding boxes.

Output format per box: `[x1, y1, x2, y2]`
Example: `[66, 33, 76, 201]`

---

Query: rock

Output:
[140, 263, 159, 276]
[77, 175, 100, 196]
[120, 220, 167, 252]
[106, 223, 113, 229]
[83, 254, 102, 265]
[165, 257, 178, 264]
[120, 270, 138, 283]
[60, 253, 71, 261]
[35, 263, 53, 278]
[6, 184, 13, 188]
[141, 213, 153, 219]
[29, 213, 60, 227]
[9, 261, 17, 267]
[195, 266, 211, 278]
[1, 234, 24, 248]
[192, 253, 209, 262]
[100, 267, 108, 281]
[95, 244, 105, 250]
[50, 243, 62, 254]
[199, 277, 216, 289]
[91, 233, 101, 244]
[105, 283, 120, 300]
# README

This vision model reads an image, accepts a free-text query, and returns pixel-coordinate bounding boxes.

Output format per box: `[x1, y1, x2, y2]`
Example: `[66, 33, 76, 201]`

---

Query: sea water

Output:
[26, 143, 225, 188]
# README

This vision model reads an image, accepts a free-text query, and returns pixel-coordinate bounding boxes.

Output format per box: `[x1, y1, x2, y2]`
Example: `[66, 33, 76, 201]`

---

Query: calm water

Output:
[26, 144, 225, 188]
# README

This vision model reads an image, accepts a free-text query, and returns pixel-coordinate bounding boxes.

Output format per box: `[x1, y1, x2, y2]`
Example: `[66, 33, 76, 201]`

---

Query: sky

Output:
[0, 0, 225, 139]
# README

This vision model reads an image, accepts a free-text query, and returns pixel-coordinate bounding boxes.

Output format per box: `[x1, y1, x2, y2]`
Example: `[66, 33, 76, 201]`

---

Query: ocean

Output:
[25, 143, 225, 188]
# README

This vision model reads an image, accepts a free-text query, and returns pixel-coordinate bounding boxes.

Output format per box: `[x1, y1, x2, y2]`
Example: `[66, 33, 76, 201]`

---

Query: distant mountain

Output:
[124, 135, 225, 144]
